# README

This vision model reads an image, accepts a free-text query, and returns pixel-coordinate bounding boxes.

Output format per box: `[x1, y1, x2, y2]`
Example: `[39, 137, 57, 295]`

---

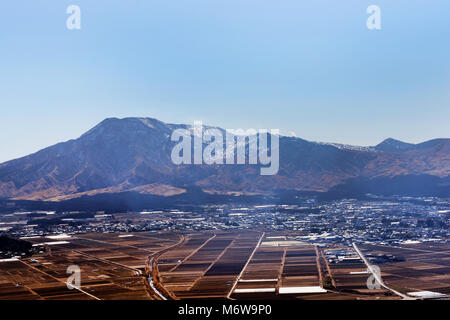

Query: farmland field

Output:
[0, 231, 449, 300]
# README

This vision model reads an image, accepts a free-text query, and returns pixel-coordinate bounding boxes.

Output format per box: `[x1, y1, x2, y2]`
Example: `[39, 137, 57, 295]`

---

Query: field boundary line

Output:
[18, 259, 101, 300]
[227, 232, 265, 300]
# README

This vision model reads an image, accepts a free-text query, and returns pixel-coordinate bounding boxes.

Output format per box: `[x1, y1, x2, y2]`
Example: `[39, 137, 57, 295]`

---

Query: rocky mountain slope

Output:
[0, 117, 448, 200]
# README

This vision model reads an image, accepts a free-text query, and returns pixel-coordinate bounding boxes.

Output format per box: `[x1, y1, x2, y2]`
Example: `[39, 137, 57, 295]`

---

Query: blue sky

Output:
[0, 0, 449, 162]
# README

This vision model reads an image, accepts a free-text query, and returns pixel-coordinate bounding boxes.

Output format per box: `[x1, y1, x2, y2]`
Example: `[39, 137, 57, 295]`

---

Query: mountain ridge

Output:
[0, 117, 449, 201]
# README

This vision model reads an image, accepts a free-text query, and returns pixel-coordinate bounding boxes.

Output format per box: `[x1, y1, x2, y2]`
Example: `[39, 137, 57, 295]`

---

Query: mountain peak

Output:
[0, 116, 448, 201]
[80, 117, 170, 139]
[375, 138, 415, 152]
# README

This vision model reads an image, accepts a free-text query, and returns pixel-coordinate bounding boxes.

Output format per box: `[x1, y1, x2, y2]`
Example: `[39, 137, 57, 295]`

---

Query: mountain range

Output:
[0, 117, 449, 201]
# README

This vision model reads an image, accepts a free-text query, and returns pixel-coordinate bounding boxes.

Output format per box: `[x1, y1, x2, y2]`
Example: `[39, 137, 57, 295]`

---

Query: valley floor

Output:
[1, 231, 449, 300]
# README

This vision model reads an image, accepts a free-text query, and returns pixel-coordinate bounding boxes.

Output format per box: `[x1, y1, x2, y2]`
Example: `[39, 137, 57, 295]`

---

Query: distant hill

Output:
[0, 236, 32, 258]
[0, 117, 449, 201]
[375, 138, 416, 152]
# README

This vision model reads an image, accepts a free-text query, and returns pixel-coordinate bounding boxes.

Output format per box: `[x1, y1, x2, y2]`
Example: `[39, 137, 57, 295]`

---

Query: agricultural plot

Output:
[157, 231, 261, 299]
[1, 231, 449, 300]
[325, 246, 391, 298]
[230, 235, 328, 299]
[0, 232, 178, 300]
[360, 243, 450, 297]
